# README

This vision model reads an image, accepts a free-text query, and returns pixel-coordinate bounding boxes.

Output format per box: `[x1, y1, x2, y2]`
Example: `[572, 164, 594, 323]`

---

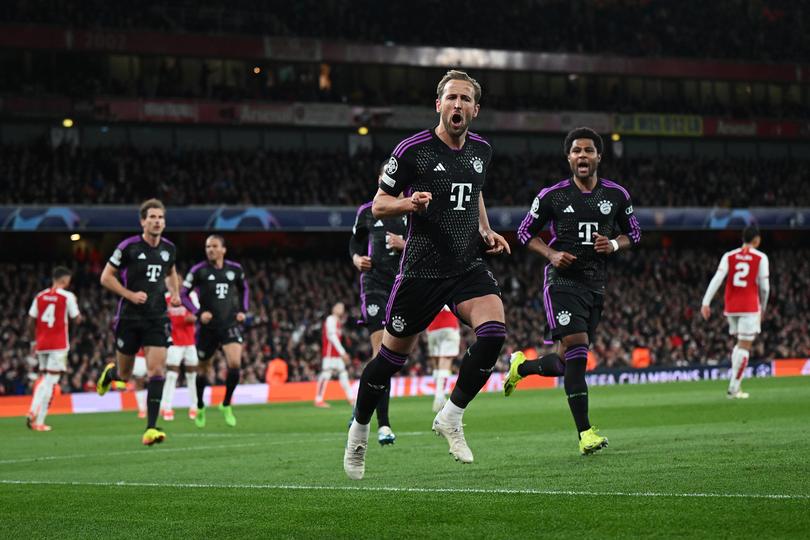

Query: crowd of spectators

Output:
[2, 144, 808, 207]
[2, 0, 805, 63]
[3, 244, 809, 396]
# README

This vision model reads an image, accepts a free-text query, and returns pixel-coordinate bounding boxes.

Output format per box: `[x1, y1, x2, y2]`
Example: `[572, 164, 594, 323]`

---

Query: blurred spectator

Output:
[2, 245, 809, 395]
[2, 144, 808, 207]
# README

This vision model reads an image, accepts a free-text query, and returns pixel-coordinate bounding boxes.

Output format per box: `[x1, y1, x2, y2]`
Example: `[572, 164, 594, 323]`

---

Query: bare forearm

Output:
[373, 195, 412, 218]
[100, 270, 131, 300]
[478, 193, 492, 233]
[527, 237, 556, 260]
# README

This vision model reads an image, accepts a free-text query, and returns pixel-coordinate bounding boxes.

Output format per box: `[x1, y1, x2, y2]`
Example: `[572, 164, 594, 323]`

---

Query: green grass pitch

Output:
[1, 377, 808, 538]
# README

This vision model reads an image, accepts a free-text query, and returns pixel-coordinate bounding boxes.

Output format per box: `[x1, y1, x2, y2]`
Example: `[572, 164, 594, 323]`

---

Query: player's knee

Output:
[472, 321, 506, 368]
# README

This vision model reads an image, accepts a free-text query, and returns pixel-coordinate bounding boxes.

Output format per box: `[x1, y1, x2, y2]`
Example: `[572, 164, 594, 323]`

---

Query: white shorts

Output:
[321, 357, 347, 375]
[167, 345, 198, 367]
[727, 314, 761, 340]
[132, 355, 147, 378]
[427, 328, 461, 358]
[37, 351, 68, 372]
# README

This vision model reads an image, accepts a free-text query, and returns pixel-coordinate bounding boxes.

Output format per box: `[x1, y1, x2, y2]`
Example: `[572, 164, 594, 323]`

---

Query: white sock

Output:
[729, 346, 749, 394]
[438, 399, 465, 426]
[35, 375, 59, 425]
[338, 371, 352, 402]
[315, 372, 330, 402]
[29, 376, 46, 416]
[135, 389, 147, 414]
[185, 372, 197, 409]
[161, 371, 178, 411]
[348, 419, 370, 443]
[434, 369, 450, 401]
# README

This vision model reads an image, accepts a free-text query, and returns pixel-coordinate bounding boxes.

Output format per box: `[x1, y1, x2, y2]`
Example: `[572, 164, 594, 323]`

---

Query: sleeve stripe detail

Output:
[517, 180, 569, 245]
[356, 201, 373, 219]
[392, 130, 430, 157]
[189, 261, 208, 274]
[468, 132, 491, 147]
[601, 179, 631, 201]
[394, 133, 432, 158]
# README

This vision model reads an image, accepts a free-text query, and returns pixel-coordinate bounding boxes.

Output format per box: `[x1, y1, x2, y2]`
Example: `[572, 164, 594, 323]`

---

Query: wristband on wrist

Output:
[609, 239, 620, 252]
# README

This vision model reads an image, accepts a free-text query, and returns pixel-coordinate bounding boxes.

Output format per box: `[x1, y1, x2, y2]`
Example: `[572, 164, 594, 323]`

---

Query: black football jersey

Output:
[108, 235, 177, 320]
[379, 128, 492, 279]
[518, 177, 642, 293]
[182, 260, 248, 327]
[349, 200, 408, 288]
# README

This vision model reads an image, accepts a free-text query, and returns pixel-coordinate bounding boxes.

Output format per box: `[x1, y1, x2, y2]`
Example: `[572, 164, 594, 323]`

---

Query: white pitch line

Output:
[0, 479, 807, 501]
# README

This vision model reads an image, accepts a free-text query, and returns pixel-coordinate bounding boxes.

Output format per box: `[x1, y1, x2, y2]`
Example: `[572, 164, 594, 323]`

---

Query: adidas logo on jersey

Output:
[137, 253, 147, 259]
[564, 205, 575, 213]
[434, 163, 446, 172]
[208, 274, 216, 280]
[374, 220, 383, 227]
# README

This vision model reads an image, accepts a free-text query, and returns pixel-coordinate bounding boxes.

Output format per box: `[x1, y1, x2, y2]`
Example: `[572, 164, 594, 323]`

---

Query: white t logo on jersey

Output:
[450, 183, 473, 210]
[215, 283, 229, 299]
[578, 222, 599, 245]
[146, 264, 162, 282]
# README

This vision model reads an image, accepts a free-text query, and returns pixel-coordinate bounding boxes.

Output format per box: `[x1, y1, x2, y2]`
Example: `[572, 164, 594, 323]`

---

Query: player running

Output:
[314, 302, 355, 409]
[506, 127, 642, 455]
[96, 199, 181, 446]
[182, 235, 248, 428]
[349, 187, 407, 444]
[426, 306, 460, 413]
[344, 70, 510, 480]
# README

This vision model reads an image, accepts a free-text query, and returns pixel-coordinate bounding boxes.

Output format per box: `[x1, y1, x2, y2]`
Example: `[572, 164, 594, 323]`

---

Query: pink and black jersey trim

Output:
[392, 130, 431, 158]
[517, 179, 570, 245]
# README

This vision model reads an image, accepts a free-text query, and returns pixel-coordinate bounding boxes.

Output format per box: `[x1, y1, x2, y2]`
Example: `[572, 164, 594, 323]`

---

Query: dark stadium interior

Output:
[1, 0, 808, 397]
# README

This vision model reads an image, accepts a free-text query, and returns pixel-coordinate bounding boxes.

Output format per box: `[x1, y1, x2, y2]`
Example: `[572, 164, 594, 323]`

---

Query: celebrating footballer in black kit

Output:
[349, 184, 408, 446]
[506, 127, 642, 455]
[181, 235, 249, 428]
[344, 69, 511, 480]
[96, 198, 181, 446]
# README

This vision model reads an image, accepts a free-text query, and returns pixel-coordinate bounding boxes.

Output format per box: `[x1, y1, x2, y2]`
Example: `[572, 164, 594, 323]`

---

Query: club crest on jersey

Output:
[391, 315, 406, 333]
[471, 157, 484, 174]
[226, 270, 235, 281]
[599, 200, 613, 215]
[160, 250, 170, 262]
[530, 197, 540, 219]
[556, 310, 572, 326]
[117, 338, 124, 348]
[367, 304, 380, 317]
[385, 156, 398, 175]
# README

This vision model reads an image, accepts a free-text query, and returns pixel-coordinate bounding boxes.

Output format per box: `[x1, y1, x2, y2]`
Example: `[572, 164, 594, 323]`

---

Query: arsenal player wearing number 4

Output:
[26, 266, 82, 431]
[701, 225, 769, 399]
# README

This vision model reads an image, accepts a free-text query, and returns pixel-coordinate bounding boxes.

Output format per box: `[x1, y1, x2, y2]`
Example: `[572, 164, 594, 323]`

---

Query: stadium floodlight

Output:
[357, 126, 369, 136]
[70, 234, 81, 241]
[62, 118, 74, 128]
[611, 133, 621, 142]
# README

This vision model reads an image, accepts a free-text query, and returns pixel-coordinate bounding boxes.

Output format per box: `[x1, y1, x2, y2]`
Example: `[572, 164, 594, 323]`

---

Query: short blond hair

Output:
[139, 198, 165, 220]
[436, 69, 482, 104]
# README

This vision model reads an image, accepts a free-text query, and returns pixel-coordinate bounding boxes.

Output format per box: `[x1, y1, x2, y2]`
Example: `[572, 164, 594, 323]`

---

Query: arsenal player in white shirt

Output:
[701, 225, 770, 399]
[26, 266, 82, 431]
